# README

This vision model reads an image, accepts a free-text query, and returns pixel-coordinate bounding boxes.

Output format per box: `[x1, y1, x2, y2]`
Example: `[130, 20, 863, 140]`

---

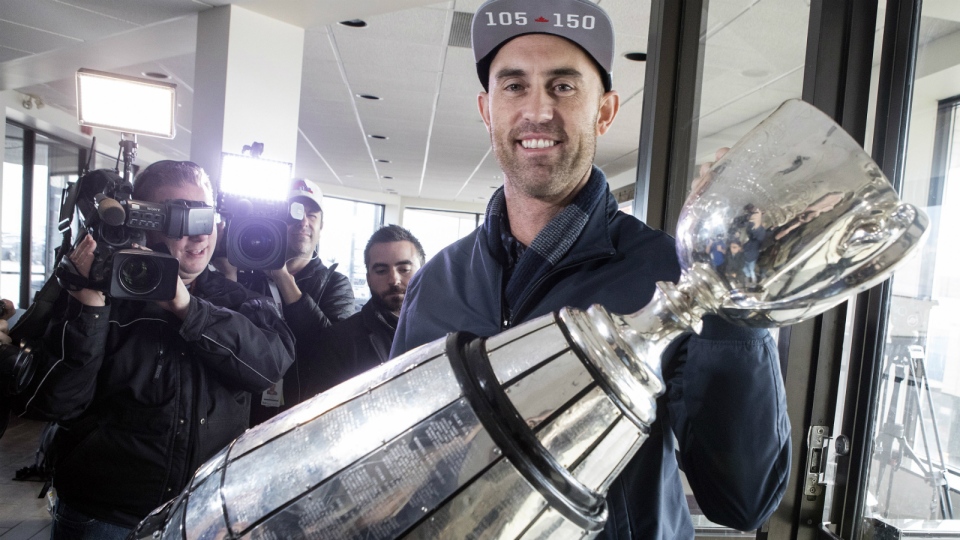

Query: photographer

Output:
[215, 179, 354, 425]
[13, 161, 295, 538]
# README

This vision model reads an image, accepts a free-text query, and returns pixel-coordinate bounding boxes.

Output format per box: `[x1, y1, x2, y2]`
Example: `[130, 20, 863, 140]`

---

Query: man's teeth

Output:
[521, 139, 556, 149]
[187, 248, 204, 255]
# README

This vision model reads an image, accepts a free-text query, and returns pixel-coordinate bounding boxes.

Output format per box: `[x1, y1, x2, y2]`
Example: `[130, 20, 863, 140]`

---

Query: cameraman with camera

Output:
[215, 178, 354, 426]
[8, 161, 295, 539]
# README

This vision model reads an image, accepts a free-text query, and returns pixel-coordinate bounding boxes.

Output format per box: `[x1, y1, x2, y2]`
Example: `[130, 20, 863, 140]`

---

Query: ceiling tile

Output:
[0, 20, 83, 54]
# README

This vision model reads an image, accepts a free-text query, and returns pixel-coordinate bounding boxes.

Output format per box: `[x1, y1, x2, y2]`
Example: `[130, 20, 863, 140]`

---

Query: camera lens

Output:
[239, 225, 279, 261]
[118, 255, 163, 295]
[226, 218, 286, 270]
[0, 343, 35, 396]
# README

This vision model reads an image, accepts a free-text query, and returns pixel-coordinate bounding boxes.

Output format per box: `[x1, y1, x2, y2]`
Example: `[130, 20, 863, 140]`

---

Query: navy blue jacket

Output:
[392, 174, 790, 539]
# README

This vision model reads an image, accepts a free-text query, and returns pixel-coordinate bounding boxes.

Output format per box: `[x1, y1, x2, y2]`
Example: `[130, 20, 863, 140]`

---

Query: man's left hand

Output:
[1, 299, 14, 321]
[689, 147, 730, 202]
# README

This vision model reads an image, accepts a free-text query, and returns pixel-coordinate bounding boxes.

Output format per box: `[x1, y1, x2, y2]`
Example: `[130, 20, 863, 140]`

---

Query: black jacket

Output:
[304, 298, 397, 396]
[26, 269, 295, 527]
[240, 255, 355, 424]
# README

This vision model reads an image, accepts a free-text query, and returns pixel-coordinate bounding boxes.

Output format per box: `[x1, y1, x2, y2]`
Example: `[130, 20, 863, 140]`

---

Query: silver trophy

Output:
[131, 99, 928, 539]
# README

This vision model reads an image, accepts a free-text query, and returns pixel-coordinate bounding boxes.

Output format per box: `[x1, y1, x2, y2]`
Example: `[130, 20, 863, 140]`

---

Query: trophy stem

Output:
[559, 270, 715, 433]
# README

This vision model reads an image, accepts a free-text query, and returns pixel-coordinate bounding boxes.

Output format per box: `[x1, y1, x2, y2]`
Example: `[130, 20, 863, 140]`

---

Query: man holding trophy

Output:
[128, 0, 928, 537]
[391, 0, 790, 537]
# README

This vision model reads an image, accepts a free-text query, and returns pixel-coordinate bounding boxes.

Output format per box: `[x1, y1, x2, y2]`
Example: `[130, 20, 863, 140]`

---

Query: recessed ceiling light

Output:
[357, 94, 381, 100]
[489, 185, 499, 189]
[142, 71, 170, 79]
[624, 52, 647, 62]
[339, 19, 367, 28]
[741, 68, 769, 78]
[382, 175, 393, 179]
[376, 159, 391, 163]
[368, 134, 388, 140]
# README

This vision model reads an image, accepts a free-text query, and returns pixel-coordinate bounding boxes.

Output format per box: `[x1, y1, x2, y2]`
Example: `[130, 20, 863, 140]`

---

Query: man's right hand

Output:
[211, 256, 239, 282]
[266, 265, 303, 306]
[210, 219, 239, 281]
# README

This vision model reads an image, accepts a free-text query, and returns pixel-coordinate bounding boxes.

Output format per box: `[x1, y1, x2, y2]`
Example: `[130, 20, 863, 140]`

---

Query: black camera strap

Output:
[53, 258, 89, 293]
[266, 281, 283, 314]
[261, 279, 285, 409]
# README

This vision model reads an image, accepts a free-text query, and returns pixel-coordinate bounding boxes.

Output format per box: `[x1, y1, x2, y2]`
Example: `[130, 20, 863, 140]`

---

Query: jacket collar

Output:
[291, 253, 325, 279]
[481, 165, 618, 269]
[361, 296, 399, 332]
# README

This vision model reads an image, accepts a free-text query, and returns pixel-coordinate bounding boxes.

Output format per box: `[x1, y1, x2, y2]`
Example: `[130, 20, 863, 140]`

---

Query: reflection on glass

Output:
[863, 4, 960, 528]
[319, 196, 384, 309]
[693, 0, 810, 167]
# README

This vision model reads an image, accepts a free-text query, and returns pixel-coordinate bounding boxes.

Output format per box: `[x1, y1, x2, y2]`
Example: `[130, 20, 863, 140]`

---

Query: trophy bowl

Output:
[675, 99, 928, 327]
[130, 99, 928, 540]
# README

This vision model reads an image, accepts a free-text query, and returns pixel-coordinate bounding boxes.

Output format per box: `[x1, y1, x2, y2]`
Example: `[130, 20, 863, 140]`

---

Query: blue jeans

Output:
[744, 259, 757, 281]
[50, 499, 132, 540]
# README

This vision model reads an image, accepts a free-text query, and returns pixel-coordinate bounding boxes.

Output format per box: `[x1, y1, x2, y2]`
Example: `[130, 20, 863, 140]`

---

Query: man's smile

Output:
[520, 138, 558, 149]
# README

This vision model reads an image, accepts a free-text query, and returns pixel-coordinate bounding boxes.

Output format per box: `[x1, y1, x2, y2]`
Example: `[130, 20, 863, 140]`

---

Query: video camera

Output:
[217, 148, 300, 271]
[1, 68, 198, 437]
[55, 168, 215, 301]
[54, 69, 219, 301]
[0, 312, 39, 439]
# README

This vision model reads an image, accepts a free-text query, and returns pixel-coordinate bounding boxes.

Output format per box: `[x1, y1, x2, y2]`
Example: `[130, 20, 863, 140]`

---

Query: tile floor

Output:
[0, 416, 52, 539]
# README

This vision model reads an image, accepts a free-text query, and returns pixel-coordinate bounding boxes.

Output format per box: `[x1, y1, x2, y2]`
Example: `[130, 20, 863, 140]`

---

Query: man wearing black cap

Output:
[391, 0, 790, 538]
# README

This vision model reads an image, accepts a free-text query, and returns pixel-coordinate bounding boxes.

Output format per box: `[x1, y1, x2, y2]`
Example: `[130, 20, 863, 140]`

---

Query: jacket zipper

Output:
[153, 332, 166, 380]
[503, 252, 614, 329]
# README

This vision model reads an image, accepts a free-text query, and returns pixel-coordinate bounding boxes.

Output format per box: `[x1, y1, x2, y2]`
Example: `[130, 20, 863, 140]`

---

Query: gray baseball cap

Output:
[472, 0, 615, 92]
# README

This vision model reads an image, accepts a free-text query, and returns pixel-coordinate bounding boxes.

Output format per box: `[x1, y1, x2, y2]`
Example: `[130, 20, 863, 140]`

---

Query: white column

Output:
[190, 5, 304, 186]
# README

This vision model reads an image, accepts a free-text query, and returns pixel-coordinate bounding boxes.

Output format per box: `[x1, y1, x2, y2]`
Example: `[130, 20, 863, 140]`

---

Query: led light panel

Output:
[76, 68, 176, 139]
[220, 153, 293, 202]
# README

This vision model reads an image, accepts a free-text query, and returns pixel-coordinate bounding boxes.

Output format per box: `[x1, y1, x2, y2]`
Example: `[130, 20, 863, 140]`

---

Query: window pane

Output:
[403, 207, 480, 263]
[30, 139, 48, 299]
[693, 0, 810, 167]
[861, 6, 960, 528]
[3, 126, 83, 307]
[319, 196, 384, 309]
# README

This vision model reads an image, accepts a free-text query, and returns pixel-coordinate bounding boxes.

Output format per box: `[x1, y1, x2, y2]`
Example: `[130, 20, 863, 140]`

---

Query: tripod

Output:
[874, 342, 954, 520]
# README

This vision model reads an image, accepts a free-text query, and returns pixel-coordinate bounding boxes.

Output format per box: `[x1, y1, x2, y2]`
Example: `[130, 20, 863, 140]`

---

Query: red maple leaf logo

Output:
[535, 16, 549, 22]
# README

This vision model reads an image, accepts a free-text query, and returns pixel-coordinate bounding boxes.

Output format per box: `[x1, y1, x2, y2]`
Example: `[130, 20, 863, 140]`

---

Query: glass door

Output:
[2, 122, 86, 308]
[858, 6, 960, 533]
[689, 0, 810, 535]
